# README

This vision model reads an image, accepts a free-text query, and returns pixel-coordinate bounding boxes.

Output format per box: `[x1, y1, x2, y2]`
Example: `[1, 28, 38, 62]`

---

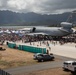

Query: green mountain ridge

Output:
[0, 10, 73, 26]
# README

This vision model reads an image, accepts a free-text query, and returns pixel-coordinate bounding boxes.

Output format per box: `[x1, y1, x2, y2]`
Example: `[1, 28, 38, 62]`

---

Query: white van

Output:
[63, 61, 76, 74]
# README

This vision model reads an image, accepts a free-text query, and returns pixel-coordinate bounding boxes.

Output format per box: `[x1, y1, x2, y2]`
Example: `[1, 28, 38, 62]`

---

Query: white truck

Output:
[63, 61, 76, 74]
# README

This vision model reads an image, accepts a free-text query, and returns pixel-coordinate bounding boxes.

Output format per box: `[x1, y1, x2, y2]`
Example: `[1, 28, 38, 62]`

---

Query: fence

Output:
[0, 69, 11, 75]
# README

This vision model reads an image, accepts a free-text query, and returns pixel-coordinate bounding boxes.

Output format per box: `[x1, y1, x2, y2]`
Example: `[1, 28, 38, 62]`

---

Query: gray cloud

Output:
[0, 0, 76, 14]
[0, 0, 9, 9]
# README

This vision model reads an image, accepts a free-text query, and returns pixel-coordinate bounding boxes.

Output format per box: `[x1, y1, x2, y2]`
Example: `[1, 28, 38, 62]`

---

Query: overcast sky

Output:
[0, 0, 76, 14]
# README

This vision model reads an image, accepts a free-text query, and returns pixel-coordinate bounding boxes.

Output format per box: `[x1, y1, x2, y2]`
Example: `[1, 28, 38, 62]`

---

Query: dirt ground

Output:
[18, 68, 71, 75]
[0, 45, 34, 61]
[0, 44, 35, 69]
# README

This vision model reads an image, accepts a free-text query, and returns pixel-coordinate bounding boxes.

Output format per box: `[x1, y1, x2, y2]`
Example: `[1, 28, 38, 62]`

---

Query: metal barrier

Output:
[0, 69, 11, 75]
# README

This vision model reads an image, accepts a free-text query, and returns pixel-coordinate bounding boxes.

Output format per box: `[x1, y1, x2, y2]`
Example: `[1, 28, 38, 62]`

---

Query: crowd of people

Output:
[0, 28, 52, 43]
[0, 28, 76, 45]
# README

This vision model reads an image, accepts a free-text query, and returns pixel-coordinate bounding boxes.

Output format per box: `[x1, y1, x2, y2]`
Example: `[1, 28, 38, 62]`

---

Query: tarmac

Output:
[50, 43, 76, 59]
[24, 41, 76, 59]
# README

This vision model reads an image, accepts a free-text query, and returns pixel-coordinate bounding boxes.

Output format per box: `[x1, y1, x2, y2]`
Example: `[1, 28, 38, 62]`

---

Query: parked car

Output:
[33, 53, 54, 62]
[33, 53, 43, 60]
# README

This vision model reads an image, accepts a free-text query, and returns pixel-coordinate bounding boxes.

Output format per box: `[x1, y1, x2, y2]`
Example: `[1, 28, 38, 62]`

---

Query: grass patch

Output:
[0, 60, 26, 69]
[0, 54, 2, 60]
[0, 59, 38, 69]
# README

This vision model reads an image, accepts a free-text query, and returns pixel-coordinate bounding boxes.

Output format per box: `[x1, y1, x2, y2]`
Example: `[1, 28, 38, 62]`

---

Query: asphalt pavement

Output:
[4, 55, 76, 75]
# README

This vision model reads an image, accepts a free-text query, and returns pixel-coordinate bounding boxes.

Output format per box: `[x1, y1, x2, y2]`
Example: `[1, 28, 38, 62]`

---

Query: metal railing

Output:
[0, 69, 11, 75]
